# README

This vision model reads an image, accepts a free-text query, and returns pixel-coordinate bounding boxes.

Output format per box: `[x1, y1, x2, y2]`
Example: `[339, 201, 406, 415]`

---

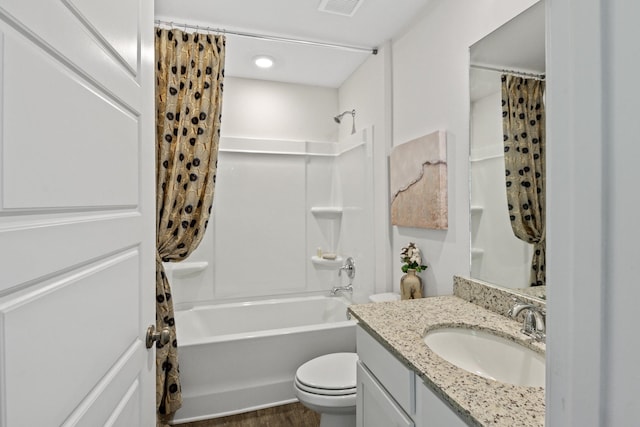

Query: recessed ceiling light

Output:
[254, 55, 274, 69]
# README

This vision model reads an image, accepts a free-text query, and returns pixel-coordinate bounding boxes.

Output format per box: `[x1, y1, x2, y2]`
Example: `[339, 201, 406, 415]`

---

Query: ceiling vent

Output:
[318, 0, 363, 17]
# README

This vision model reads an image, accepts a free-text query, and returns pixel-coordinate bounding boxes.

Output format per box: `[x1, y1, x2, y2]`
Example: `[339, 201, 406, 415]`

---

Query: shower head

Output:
[333, 109, 356, 134]
[334, 109, 354, 123]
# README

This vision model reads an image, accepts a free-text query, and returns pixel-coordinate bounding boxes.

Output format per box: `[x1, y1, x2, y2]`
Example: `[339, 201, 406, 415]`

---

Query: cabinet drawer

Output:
[357, 325, 415, 415]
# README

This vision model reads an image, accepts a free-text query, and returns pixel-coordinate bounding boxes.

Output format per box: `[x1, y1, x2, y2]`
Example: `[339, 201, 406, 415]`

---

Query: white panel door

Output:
[0, 0, 155, 426]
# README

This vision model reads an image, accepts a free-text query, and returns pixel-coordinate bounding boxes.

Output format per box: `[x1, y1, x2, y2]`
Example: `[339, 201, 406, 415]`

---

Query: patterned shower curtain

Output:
[155, 27, 225, 420]
[501, 74, 546, 287]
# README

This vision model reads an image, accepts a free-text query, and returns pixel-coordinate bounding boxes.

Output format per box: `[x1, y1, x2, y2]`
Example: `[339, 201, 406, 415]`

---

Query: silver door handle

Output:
[146, 325, 171, 349]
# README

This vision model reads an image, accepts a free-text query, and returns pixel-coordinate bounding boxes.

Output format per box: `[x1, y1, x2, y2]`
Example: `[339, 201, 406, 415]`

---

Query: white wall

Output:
[212, 140, 308, 300]
[221, 76, 338, 141]
[169, 77, 378, 305]
[390, 0, 538, 295]
[168, 77, 339, 305]
[546, 0, 640, 425]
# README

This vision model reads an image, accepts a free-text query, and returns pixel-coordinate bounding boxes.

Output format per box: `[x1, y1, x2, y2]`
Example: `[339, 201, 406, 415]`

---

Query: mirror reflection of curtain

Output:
[155, 27, 225, 421]
[501, 74, 546, 286]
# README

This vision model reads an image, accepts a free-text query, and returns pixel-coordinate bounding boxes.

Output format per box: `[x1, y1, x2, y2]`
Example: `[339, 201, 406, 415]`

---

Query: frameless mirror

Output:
[469, 1, 546, 299]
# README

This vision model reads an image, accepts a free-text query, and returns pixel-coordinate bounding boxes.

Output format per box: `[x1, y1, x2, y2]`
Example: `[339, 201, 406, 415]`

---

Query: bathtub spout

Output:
[330, 284, 353, 296]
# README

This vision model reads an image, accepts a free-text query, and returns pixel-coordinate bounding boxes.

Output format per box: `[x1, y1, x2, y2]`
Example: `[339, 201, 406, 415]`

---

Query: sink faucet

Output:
[508, 298, 546, 342]
[331, 257, 355, 296]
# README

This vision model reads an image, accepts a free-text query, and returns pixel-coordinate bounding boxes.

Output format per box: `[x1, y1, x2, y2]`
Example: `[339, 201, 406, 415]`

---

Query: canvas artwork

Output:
[390, 130, 448, 229]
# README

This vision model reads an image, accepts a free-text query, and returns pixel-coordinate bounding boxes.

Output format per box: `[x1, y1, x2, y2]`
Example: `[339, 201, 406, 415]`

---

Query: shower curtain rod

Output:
[470, 64, 545, 80]
[154, 19, 378, 55]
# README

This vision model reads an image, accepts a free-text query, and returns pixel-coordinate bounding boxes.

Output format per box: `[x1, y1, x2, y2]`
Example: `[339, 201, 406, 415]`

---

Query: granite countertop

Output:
[348, 296, 545, 427]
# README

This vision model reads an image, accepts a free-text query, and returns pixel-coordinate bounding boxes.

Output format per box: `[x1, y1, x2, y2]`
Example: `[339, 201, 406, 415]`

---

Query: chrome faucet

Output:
[338, 257, 355, 280]
[331, 257, 355, 296]
[330, 284, 353, 296]
[508, 298, 546, 342]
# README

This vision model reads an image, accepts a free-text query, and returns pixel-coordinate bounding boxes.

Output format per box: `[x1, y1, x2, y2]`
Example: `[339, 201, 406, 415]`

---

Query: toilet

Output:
[294, 352, 358, 427]
[294, 294, 398, 426]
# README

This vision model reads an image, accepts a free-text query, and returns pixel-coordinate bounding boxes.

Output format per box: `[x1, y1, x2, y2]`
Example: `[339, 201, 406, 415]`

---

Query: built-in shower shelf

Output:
[311, 255, 344, 268]
[164, 261, 209, 277]
[310, 207, 343, 219]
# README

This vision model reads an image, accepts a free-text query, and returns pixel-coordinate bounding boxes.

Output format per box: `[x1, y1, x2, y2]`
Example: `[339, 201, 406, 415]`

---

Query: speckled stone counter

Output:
[453, 276, 545, 318]
[348, 296, 545, 427]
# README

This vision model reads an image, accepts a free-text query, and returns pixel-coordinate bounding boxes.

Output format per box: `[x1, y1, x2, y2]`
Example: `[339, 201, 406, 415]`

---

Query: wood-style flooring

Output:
[172, 403, 320, 427]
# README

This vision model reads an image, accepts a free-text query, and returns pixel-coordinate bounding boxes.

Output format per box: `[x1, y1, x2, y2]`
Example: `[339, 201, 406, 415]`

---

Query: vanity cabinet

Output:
[356, 325, 467, 427]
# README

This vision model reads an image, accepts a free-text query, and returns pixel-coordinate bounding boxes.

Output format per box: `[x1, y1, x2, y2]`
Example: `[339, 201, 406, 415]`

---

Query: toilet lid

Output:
[295, 353, 358, 391]
[295, 376, 356, 396]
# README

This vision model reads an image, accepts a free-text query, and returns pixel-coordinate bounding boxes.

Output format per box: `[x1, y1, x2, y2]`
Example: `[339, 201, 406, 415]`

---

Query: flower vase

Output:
[400, 269, 423, 300]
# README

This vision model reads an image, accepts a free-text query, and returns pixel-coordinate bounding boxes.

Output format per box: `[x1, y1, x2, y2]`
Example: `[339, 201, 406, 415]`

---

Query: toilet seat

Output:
[294, 353, 358, 396]
[294, 376, 356, 396]
[294, 383, 357, 410]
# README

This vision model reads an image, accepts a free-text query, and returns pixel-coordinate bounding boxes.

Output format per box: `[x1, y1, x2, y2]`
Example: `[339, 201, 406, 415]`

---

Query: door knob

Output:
[146, 325, 171, 349]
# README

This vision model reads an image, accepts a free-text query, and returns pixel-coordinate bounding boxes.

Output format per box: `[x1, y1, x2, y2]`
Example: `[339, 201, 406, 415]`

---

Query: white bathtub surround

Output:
[172, 295, 356, 423]
[163, 262, 209, 286]
[171, 132, 376, 306]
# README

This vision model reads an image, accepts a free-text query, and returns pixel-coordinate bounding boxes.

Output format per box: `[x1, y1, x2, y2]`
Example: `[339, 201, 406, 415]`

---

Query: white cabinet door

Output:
[357, 361, 414, 427]
[0, 0, 155, 426]
[415, 380, 468, 427]
[356, 325, 415, 415]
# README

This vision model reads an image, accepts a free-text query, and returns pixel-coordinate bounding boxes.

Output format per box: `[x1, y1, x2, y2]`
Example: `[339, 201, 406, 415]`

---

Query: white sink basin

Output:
[423, 327, 545, 387]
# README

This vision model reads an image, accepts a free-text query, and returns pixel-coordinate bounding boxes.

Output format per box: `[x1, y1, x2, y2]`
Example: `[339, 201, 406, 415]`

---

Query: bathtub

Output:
[171, 295, 357, 424]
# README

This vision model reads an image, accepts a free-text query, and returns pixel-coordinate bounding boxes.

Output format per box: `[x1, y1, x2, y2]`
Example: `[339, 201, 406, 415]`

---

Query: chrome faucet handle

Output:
[338, 257, 356, 280]
[333, 258, 355, 296]
[507, 297, 532, 317]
